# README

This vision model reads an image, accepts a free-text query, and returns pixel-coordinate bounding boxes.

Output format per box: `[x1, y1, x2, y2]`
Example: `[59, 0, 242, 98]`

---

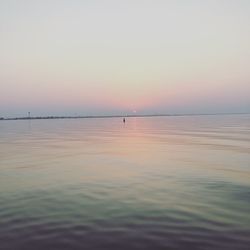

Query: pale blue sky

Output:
[0, 0, 250, 117]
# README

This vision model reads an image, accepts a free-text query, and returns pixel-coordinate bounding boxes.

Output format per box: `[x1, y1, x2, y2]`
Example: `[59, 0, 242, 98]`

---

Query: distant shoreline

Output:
[0, 112, 249, 121]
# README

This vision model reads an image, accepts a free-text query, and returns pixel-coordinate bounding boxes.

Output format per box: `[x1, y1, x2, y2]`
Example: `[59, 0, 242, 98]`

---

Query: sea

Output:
[0, 114, 249, 250]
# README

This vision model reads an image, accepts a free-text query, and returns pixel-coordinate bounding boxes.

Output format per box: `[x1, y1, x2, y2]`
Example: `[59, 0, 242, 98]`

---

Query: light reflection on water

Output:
[0, 115, 250, 250]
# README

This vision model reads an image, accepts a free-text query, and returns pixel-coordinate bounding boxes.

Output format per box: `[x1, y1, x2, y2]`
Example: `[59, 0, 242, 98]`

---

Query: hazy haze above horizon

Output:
[1, 0, 250, 117]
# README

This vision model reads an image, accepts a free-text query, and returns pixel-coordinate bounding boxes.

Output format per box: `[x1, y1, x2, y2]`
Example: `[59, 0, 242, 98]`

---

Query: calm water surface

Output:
[0, 115, 250, 250]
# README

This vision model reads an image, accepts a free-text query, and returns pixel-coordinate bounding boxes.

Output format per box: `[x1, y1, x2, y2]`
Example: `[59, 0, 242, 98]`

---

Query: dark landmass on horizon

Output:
[0, 112, 249, 121]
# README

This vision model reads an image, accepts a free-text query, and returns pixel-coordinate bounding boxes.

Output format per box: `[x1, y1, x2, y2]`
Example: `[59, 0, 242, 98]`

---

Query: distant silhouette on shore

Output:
[123, 118, 126, 123]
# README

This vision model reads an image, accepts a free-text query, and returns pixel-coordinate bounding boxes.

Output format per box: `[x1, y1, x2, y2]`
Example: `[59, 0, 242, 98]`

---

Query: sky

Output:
[0, 0, 250, 117]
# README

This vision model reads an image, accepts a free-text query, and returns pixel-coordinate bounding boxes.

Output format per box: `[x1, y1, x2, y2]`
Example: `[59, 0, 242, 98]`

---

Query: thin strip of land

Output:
[0, 112, 249, 121]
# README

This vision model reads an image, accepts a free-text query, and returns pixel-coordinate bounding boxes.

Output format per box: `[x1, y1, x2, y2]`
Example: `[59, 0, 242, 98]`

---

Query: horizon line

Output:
[1, 112, 249, 121]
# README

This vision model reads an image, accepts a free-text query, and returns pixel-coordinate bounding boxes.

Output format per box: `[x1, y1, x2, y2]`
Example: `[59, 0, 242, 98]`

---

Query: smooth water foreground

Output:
[0, 115, 249, 250]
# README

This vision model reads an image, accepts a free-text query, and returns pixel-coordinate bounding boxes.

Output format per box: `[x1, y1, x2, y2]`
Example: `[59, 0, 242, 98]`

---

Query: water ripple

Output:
[0, 115, 250, 249]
